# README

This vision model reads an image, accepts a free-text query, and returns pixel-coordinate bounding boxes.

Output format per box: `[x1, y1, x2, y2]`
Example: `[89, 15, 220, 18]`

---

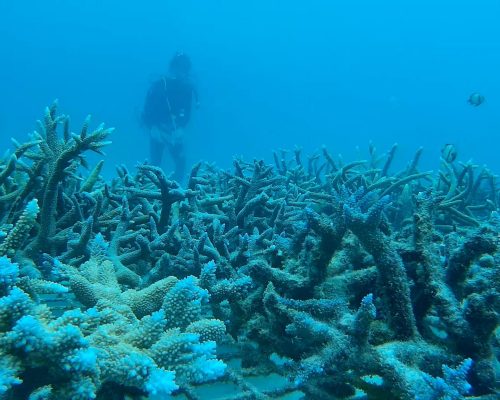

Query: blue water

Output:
[1, 0, 499, 176]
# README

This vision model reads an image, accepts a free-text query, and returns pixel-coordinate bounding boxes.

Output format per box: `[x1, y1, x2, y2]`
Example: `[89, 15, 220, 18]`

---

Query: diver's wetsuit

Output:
[142, 76, 196, 181]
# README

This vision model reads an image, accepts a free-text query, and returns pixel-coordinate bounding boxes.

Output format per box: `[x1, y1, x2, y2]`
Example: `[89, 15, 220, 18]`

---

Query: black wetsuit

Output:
[142, 76, 196, 180]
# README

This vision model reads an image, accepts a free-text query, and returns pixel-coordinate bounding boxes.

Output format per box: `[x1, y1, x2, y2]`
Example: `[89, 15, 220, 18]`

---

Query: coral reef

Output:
[0, 104, 498, 399]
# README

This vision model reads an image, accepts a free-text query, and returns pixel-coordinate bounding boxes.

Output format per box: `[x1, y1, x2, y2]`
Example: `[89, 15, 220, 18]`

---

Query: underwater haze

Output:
[1, 0, 500, 175]
[1, 1, 500, 400]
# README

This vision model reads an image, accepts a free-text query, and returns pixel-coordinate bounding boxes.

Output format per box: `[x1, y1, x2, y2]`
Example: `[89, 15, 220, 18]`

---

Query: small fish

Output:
[441, 144, 457, 163]
[468, 92, 485, 106]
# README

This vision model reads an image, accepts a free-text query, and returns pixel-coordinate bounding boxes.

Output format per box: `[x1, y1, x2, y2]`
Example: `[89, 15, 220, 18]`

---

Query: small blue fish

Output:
[441, 144, 457, 163]
[468, 92, 485, 107]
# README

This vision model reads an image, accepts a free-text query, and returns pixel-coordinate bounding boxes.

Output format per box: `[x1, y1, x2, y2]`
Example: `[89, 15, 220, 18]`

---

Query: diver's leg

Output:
[166, 140, 186, 182]
[150, 136, 165, 166]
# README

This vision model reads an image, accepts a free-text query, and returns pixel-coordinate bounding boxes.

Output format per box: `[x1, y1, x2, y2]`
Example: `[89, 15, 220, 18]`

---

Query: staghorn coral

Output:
[27, 103, 112, 256]
[344, 189, 417, 339]
[0, 105, 498, 399]
[0, 199, 39, 258]
[0, 256, 226, 399]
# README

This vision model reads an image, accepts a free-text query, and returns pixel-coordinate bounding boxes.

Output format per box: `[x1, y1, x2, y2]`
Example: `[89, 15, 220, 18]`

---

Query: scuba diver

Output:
[141, 52, 199, 181]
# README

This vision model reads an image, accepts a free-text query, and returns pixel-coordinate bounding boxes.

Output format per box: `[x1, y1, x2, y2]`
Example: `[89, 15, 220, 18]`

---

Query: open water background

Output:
[1, 0, 499, 177]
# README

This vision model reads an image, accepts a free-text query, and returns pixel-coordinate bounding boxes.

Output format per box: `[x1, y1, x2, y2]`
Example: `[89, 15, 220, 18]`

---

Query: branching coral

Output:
[0, 105, 497, 399]
[0, 256, 226, 399]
